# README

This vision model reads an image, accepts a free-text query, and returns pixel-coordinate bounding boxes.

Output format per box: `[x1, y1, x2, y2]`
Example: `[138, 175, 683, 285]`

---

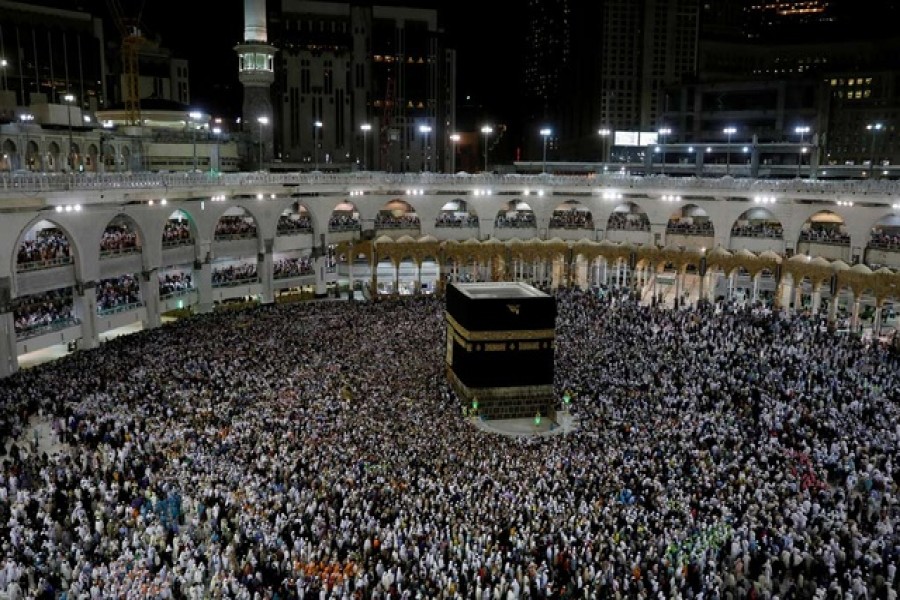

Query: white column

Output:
[347, 256, 355, 300]
[415, 262, 422, 295]
[752, 273, 760, 303]
[140, 269, 161, 330]
[811, 283, 822, 315]
[196, 260, 213, 314]
[74, 282, 99, 350]
[258, 239, 275, 304]
[780, 278, 794, 313]
[828, 290, 840, 323]
[851, 296, 861, 332]
[0, 311, 18, 378]
[315, 255, 329, 298]
[874, 302, 883, 335]
[674, 271, 683, 307]
[601, 259, 608, 286]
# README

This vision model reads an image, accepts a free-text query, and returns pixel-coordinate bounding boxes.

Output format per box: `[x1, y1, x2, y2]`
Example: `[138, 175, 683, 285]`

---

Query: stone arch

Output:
[212, 205, 261, 241]
[376, 199, 421, 232]
[13, 216, 80, 277]
[162, 209, 198, 249]
[867, 213, 900, 248]
[495, 199, 536, 228]
[666, 203, 714, 237]
[24, 140, 38, 171]
[2, 139, 16, 171]
[329, 201, 361, 233]
[436, 198, 479, 228]
[277, 201, 315, 236]
[47, 141, 62, 171]
[99, 213, 144, 258]
[85, 143, 99, 172]
[606, 201, 649, 232]
[797, 210, 849, 248]
[549, 200, 594, 230]
[730, 207, 784, 240]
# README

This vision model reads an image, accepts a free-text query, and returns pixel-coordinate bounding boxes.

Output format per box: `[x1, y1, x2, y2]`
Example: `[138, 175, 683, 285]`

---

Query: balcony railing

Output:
[96, 301, 143, 316]
[99, 246, 142, 259]
[16, 256, 73, 272]
[212, 277, 259, 288]
[16, 317, 81, 340]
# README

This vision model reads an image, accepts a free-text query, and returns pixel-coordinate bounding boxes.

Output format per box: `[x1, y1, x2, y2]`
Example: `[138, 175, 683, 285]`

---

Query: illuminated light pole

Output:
[481, 125, 493, 173]
[723, 126, 737, 176]
[598, 128, 611, 169]
[212, 127, 222, 173]
[540, 127, 552, 174]
[450, 133, 460, 174]
[19, 113, 34, 171]
[189, 110, 201, 171]
[658, 127, 671, 176]
[360, 123, 371, 170]
[314, 120, 323, 171]
[794, 125, 810, 178]
[64, 93, 75, 171]
[418, 124, 432, 171]
[867, 122, 883, 177]
[257, 116, 269, 171]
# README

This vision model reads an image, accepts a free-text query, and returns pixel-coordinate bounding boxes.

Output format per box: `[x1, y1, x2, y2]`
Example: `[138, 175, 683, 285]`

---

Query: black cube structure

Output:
[445, 282, 557, 420]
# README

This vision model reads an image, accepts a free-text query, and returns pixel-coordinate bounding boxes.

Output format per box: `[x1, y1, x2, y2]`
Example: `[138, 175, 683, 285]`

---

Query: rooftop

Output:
[452, 282, 548, 299]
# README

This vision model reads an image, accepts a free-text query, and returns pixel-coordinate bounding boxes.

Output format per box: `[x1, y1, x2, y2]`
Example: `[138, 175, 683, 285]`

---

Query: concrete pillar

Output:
[752, 273, 760, 303]
[74, 282, 99, 350]
[780, 278, 795, 313]
[697, 270, 705, 307]
[851, 297, 861, 332]
[811, 283, 822, 315]
[140, 269, 161, 330]
[674, 271, 683, 307]
[828, 290, 840, 323]
[794, 284, 803, 313]
[600, 259, 608, 286]
[196, 260, 213, 314]
[258, 239, 274, 304]
[695, 144, 705, 175]
[0, 311, 18, 378]
[347, 257, 355, 300]
[874, 302, 883, 335]
[415, 261, 422, 295]
[314, 255, 328, 298]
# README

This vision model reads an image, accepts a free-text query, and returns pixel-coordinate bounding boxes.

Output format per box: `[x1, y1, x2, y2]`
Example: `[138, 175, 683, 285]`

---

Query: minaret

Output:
[235, 0, 277, 169]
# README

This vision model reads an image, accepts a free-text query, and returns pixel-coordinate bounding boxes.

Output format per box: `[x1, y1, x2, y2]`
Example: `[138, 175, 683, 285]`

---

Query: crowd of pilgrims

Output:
[16, 230, 72, 270]
[548, 210, 594, 230]
[869, 230, 900, 250]
[12, 289, 76, 337]
[607, 213, 651, 232]
[799, 227, 851, 245]
[730, 224, 784, 240]
[163, 222, 193, 247]
[215, 218, 258, 239]
[665, 221, 714, 236]
[99, 226, 139, 255]
[0, 290, 898, 599]
[212, 264, 258, 286]
[95, 275, 141, 313]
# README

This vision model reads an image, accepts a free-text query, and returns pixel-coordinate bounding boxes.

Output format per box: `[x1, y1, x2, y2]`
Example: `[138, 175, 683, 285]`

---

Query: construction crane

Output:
[106, 0, 147, 125]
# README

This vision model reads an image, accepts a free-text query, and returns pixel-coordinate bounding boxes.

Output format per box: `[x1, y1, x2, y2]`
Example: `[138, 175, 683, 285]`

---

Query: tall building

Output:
[599, 0, 699, 133]
[518, 0, 698, 161]
[236, 0, 277, 169]
[263, 0, 455, 173]
[0, 0, 108, 118]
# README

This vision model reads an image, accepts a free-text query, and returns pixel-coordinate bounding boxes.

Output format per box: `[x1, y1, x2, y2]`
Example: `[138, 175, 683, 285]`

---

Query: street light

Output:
[481, 125, 493, 173]
[723, 126, 737, 176]
[658, 127, 672, 176]
[360, 123, 371, 170]
[867, 122, 883, 176]
[418, 124, 432, 172]
[314, 120, 323, 171]
[63, 94, 75, 171]
[794, 125, 810, 178]
[212, 126, 222, 173]
[189, 111, 201, 171]
[450, 133, 460, 174]
[540, 127, 552, 174]
[257, 116, 269, 171]
[19, 113, 33, 171]
[598, 128, 611, 168]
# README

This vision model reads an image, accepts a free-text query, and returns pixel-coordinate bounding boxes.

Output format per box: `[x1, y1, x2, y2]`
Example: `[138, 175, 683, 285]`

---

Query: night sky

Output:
[135, 0, 519, 122]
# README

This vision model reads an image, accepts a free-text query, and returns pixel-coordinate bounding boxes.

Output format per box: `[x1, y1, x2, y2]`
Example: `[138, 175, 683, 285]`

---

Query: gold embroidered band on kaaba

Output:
[445, 312, 556, 342]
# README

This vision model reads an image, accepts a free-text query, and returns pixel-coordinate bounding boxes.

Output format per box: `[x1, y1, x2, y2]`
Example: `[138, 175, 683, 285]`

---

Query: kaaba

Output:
[445, 282, 557, 420]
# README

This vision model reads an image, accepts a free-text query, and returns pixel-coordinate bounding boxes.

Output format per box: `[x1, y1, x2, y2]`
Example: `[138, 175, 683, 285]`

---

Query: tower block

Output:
[445, 282, 557, 420]
[235, 0, 277, 169]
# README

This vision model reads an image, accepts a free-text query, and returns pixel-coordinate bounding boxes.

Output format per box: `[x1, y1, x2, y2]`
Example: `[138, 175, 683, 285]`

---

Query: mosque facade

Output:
[1, 171, 899, 377]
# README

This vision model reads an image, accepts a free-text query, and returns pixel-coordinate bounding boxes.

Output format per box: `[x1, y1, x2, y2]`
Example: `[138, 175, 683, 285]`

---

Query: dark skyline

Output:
[128, 0, 520, 125]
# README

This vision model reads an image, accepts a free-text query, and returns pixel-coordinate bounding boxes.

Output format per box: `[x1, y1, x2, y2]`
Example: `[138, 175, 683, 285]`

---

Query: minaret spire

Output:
[235, 0, 277, 169]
